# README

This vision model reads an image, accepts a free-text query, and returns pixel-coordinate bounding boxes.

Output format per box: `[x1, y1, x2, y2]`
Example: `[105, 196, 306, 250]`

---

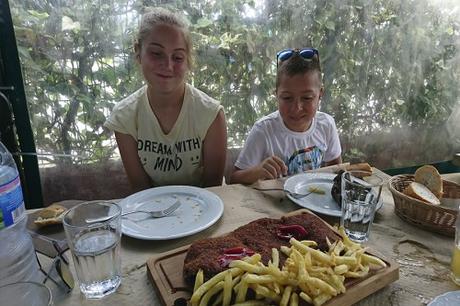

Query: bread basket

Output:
[388, 174, 460, 237]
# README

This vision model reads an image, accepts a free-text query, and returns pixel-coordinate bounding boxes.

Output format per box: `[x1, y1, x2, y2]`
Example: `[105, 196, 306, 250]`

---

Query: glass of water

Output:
[63, 201, 122, 299]
[451, 207, 460, 286]
[340, 170, 384, 243]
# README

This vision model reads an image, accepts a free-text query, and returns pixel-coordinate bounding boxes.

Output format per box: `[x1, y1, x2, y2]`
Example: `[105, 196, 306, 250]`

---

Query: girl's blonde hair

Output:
[135, 7, 193, 68]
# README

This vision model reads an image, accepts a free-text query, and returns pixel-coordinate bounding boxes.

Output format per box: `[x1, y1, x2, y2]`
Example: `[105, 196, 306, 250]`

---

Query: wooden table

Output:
[47, 170, 459, 306]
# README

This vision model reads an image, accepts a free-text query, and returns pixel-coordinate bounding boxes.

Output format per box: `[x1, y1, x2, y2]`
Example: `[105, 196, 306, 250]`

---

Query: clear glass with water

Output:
[63, 201, 121, 299]
[451, 207, 460, 286]
[340, 170, 384, 243]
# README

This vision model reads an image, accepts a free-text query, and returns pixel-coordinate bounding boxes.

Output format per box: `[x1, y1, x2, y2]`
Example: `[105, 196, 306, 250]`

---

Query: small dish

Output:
[284, 172, 383, 217]
[428, 291, 460, 306]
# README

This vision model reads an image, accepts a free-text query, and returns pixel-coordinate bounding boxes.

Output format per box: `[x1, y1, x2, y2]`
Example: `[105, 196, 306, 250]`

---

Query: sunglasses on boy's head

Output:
[276, 48, 319, 68]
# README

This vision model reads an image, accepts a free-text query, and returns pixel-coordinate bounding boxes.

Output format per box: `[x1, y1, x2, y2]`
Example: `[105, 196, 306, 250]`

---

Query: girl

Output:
[105, 7, 227, 191]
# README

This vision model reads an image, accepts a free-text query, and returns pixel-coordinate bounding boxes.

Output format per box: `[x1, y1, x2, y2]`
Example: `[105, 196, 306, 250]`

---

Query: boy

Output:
[231, 48, 342, 184]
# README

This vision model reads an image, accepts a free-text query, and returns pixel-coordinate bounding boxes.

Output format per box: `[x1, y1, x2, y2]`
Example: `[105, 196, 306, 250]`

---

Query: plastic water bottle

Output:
[0, 141, 40, 286]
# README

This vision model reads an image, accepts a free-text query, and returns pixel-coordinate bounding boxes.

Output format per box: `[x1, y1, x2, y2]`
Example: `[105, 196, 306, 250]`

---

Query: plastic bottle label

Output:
[0, 174, 25, 230]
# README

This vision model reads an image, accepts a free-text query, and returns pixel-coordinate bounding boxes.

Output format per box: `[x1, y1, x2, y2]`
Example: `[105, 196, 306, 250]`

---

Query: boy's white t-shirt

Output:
[235, 111, 341, 175]
[104, 84, 222, 186]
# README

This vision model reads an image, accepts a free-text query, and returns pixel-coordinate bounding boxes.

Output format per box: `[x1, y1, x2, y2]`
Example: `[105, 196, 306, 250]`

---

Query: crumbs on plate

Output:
[308, 186, 325, 194]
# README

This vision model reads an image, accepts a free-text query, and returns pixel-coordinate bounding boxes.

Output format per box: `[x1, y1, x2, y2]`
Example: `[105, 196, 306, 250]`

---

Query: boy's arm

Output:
[230, 156, 287, 184]
[229, 125, 266, 184]
[324, 155, 342, 167]
[230, 166, 263, 185]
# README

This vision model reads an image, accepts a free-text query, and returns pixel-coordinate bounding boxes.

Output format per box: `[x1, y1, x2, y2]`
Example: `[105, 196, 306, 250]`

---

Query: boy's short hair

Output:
[276, 53, 322, 89]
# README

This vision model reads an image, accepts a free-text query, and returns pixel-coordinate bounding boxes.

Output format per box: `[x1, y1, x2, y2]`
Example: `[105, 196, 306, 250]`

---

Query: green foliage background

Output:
[10, 0, 460, 168]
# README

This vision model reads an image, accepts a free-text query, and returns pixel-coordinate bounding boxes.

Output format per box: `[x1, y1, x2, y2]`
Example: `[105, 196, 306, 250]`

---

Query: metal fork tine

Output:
[163, 201, 181, 215]
[291, 191, 313, 199]
[253, 187, 313, 199]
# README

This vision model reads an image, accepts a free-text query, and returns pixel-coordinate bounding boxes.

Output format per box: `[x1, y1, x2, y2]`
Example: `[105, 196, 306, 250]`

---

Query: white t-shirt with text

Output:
[104, 84, 222, 186]
[235, 111, 341, 175]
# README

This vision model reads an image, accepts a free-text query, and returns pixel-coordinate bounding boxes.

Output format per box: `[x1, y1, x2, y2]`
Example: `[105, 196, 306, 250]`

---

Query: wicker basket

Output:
[388, 174, 460, 237]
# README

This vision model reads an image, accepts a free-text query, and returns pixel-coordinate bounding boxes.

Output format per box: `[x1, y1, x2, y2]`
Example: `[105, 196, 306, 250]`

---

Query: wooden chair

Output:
[224, 147, 241, 184]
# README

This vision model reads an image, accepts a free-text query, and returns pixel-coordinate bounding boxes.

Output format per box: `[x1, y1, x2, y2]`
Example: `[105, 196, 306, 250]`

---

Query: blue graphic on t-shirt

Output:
[286, 146, 324, 175]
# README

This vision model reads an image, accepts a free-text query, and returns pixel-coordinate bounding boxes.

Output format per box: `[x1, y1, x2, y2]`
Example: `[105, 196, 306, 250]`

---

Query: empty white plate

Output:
[118, 185, 224, 240]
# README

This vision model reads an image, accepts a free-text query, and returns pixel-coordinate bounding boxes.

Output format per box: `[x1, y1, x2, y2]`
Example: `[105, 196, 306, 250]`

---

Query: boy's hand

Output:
[258, 156, 288, 180]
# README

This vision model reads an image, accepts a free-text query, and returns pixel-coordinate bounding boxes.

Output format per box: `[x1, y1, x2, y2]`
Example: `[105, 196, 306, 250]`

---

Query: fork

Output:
[253, 188, 314, 199]
[122, 200, 181, 218]
[86, 200, 181, 223]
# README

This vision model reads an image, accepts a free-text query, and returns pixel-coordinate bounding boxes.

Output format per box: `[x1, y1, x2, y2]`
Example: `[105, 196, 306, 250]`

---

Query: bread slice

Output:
[414, 165, 443, 198]
[403, 182, 441, 205]
[34, 204, 67, 227]
[346, 163, 372, 173]
[344, 163, 373, 178]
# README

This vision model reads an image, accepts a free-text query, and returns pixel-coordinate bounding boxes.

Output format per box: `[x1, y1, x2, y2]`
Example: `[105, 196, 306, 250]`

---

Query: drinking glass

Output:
[340, 170, 384, 243]
[451, 207, 460, 286]
[0, 281, 53, 306]
[63, 201, 122, 299]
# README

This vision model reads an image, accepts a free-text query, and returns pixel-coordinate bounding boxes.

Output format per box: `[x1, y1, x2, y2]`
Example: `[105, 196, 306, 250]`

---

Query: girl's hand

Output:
[258, 156, 288, 180]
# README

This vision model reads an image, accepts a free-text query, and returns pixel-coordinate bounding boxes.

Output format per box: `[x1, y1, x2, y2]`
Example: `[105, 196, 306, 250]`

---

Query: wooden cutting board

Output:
[146, 209, 399, 306]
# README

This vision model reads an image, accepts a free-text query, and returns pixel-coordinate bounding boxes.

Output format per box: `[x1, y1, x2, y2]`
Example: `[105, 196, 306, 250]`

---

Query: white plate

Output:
[284, 172, 383, 217]
[428, 291, 460, 306]
[118, 186, 224, 240]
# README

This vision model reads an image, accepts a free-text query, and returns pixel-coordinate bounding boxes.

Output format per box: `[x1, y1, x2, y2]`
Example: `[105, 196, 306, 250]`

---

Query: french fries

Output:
[191, 226, 386, 306]
[194, 269, 204, 292]
[222, 270, 232, 306]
